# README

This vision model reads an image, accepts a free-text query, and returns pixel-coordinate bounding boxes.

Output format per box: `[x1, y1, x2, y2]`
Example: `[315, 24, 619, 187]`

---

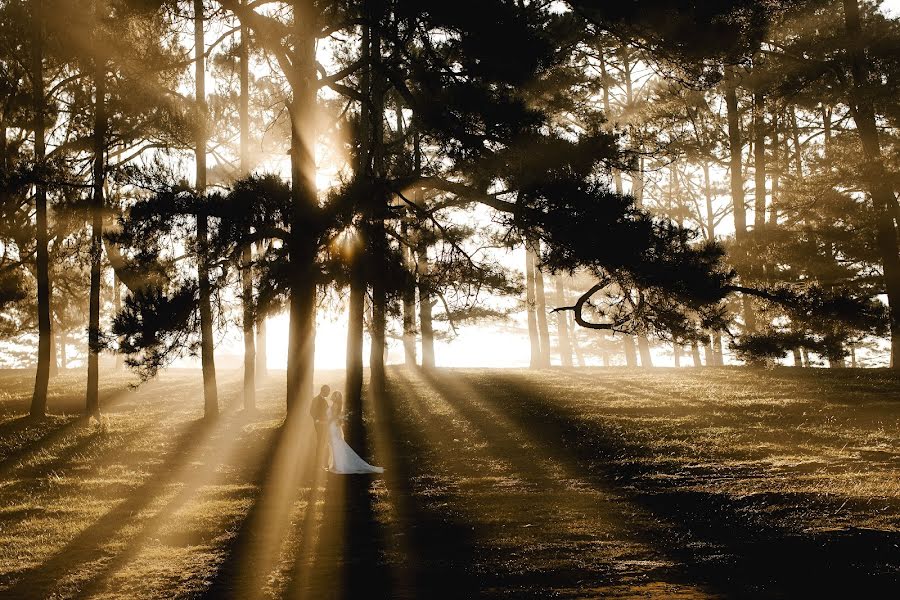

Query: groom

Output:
[310, 384, 331, 469]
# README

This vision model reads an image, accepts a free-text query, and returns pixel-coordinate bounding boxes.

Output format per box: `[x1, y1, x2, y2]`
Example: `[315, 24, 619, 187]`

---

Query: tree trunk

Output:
[345, 252, 365, 449]
[703, 162, 715, 241]
[801, 347, 811, 368]
[691, 341, 702, 367]
[30, 0, 51, 418]
[417, 244, 435, 368]
[753, 90, 766, 232]
[554, 277, 573, 367]
[725, 69, 756, 333]
[239, 8, 255, 411]
[792, 347, 803, 367]
[532, 243, 552, 368]
[769, 108, 779, 228]
[714, 332, 724, 366]
[637, 336, 653, 367]
[194, 0, 218, 418]
[402, 223, 417, 366]
[525, 246, 541, 368]
[673, 344, 681, 368]
[285, 0, 318, 413]
[87, 7, 106, 418]
[569, 314, 585, 366]
[255, 241, 268, 378]
[113, 273, 122, 370]
[623, 336, 637, 367]
[346, 13, 369, 446]
[842, 0, 900, 368]
[368, 11, 387, 395]
[703, 340, 713, 367]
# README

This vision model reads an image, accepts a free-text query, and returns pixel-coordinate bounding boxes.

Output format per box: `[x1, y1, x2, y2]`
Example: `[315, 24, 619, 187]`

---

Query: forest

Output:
[1, 0, 900, 598]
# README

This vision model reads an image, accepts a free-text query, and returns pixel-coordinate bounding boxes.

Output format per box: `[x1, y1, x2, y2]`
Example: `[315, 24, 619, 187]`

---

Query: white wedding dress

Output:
[327, 406, 384, 474]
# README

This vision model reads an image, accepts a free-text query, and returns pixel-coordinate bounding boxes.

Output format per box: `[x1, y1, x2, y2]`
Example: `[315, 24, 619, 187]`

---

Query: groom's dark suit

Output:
[311, 392, 330, 467]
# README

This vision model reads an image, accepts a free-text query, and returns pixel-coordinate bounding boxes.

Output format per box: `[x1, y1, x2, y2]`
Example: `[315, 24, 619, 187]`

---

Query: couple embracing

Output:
[310, 385, 384, 475]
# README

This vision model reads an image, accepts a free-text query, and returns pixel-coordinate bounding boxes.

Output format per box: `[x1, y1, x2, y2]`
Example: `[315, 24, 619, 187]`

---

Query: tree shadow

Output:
[478, 372, 900, 598]
[0, 416, 215, 598]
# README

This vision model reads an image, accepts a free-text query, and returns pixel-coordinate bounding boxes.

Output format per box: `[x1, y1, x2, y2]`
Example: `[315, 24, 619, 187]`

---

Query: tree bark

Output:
[554, 277, 573, 367]
[239, 5, 255, 411]
[637, 336, 653, 367]
[402, 223, 417, 365]
[532, 242, 552, 368]
[753, 90, 766, 232]
[255, 240, 268, 378]
[195, 0, 218, 418]
[368, 8, 387, 395]
[87, 3, 106, 418]
[569, 313, 585, 366]
[30, 0, 51, 418]
[691, 341, 702, 367]
[623, 336, 637, 367]
[525, 246, 541, 368]
[113, 273, 122, 370]
[285, 0, 318, 413]
[345, 14, 369, 448]
[724, 68, 756, 333]
[842, 0, 900, 368]
[673, 344, 681, 368]
[417, 244, 435, 368]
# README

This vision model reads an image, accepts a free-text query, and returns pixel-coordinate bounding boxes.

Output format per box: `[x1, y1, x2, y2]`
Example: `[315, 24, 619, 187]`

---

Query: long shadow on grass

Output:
[476, 371, 900, 598]
[198, 417, 301, 600]
[0, 416, 215, 598]
[72, 408, 276, 598]
[0, 385, 136, 479]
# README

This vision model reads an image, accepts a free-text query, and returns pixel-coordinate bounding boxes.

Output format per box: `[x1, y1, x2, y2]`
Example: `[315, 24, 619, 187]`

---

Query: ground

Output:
[0, 366, 898, 599]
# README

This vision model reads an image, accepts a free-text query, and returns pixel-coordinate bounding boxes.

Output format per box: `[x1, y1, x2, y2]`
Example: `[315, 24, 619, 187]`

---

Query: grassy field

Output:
[0, 366, 898, 598]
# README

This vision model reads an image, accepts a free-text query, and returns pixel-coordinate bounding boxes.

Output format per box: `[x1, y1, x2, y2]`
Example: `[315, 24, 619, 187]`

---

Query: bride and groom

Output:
[310, 384, 384, 474]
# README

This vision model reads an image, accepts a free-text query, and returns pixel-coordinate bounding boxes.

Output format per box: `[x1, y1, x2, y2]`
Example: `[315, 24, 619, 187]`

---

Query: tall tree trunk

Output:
[532, 242, 552, 368]
[714, 332, 724, 366]
[769, 108, 779, 228]
[569, 314, 585, 366]
[673, 344, 681, 368]
[255, 240, 268, 378]
[637, 336, 653, 367]
[401, 223, 417, 366]
[87, 5, 106, 418]
[703, 340, 713, 367]
[525, 246, 540, 368]
[368, 10, 387, 395]
[623, 336, 637, 367]
[554, 277, 573, 367]
[239, 8, 255, 411]
[417, 244, 435, 368]
[113, 273, 122, 370]
[285, 0, 318, 413]
[194, 0, 218, 418]
[30, 0, 51, 418]
[345, 14, 369, 448]
[842, 0, 900, 368]
[724, 69, 756, 333]
[691, 341, 702, 367]
[703, 161, 715, 241]
[753, 90, 767, 232]
[792, 347, 803, 367]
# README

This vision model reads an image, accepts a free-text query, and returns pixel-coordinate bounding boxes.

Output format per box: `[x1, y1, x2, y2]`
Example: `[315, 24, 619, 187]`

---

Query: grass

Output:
[0, 366, 898, 598]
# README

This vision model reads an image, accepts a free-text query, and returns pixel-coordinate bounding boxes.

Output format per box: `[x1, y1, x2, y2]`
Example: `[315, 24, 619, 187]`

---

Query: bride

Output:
[326, 391, 384, 474]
